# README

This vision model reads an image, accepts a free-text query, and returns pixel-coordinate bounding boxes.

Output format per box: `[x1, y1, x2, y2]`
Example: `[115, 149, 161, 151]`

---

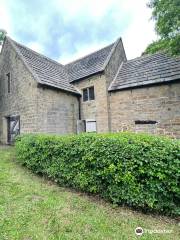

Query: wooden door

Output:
[7, 116, 20, 144]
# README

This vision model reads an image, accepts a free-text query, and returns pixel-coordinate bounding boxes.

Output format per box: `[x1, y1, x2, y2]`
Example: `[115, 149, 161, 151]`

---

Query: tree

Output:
[0, 29, 7, 45]
[144, 0, 180, 56]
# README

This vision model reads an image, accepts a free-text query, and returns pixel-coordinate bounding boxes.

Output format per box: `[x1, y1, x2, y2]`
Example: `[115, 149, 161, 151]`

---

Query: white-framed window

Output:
[83, 86, 95, 102]
[85, 119, 96, 132]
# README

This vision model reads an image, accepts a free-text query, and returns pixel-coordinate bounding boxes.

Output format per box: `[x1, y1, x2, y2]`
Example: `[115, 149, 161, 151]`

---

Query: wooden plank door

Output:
[7, 116, 20, 144]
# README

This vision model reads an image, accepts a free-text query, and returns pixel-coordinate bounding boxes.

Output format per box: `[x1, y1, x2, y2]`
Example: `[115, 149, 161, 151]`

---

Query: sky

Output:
[0, 0, 157, 64]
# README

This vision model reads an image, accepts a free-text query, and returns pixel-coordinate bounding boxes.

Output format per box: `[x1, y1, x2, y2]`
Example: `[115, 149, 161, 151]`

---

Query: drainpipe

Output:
[78, 96, 81, 120]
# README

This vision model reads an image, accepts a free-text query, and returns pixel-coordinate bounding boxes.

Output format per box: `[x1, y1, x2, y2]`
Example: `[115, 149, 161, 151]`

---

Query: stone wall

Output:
[0, 39, 79, 143]
[72, 39, 127, 133]
[105, 38, 127, 85]
[104, 38, 127, 131]
[109, 82, 180, 138]
[0, 39, 39, 143]
[36, 86, 79, 135]
[73, 74, 109, 133]
[1, 38, 179, 140]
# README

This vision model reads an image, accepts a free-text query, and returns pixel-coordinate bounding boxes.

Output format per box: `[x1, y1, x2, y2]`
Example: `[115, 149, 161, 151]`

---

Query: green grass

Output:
[0, 146, 179, 240]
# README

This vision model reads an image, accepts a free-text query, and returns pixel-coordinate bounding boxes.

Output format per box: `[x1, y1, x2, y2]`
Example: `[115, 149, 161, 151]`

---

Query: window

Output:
[85, 120, 96, 132]
[89, 86, 95, 100]
[83, 88, 88, 101]
[7, 73, 11, 93]
[82, 86, 95, 102]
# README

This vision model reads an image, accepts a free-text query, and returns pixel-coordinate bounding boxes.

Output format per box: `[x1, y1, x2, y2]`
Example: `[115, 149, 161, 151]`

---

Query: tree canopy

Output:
[0, 29, 7, 45]
[144, 0, 180, 56]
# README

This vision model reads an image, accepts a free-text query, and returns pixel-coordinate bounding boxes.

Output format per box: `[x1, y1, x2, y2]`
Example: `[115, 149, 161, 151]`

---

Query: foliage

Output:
[1, 147, 179, 239]
[144, 0, 180, 56]
[0, 29, 7, 45]
[148, 0, 180, 38]
[15, 133, 180, 216]
[144, 36, 180, 56]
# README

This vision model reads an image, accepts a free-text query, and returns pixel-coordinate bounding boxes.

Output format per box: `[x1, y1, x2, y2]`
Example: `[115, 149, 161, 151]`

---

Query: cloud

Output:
[60, 42, 110, 64]
[0, 0, 157, 63]
[121, 0, 157, 59]
[27, 42, 44, 53]
[54, 0, 118, 22]
[0, 0, 12, 33]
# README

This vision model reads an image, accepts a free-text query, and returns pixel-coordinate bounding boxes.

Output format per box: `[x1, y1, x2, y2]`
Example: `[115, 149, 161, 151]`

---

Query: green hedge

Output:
[15, 133, 180, 215]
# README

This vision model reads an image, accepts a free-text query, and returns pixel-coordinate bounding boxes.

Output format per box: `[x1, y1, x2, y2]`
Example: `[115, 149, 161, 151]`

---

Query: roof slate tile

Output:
[65, 43, 115, 82]
[109, 53, 180, 91]
[8, 37, 80, 95]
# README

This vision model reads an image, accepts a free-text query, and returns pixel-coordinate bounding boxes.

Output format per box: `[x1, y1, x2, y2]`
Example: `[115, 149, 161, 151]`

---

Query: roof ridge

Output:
[126, 52, 180, 64]
[9, 37, 64, 68]
[6, 37, 80, 95]
[65, 41, 115, 66]
[109, 51, 180, 92]
[126, 53, 162, 63]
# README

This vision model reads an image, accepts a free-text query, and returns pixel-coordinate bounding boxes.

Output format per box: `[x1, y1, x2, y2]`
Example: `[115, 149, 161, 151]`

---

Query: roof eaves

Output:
[69, 70, 104, 83]
[6, 36, 41, 85]
[109, 76, 180, 92]
[7, 37, 80, 95]
[38, 81, 81, 96]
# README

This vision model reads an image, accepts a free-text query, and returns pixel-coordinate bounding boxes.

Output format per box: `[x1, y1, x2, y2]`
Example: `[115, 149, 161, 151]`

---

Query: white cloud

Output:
[27, 42, 44, 54]
[54, 0, 118, 23]
[57, 0, 157, 63]
[0, 0, 12, 34]
[121, 0, 157, 59]
[0, 0, 157, 63]
[59, 41, 109, 64]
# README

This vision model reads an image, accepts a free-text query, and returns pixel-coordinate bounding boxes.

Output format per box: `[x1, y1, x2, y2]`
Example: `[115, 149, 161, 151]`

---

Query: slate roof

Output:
[65, 39, 119, 82]
[109, 52, 180, 91]
[7, 37, 80, 95]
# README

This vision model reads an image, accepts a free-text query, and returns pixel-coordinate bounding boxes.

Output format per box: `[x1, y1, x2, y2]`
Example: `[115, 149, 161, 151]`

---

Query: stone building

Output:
[0, 36, 180, 143]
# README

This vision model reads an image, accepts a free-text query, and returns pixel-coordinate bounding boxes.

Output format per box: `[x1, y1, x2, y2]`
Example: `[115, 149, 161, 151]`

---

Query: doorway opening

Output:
[7, 115, 20, 144]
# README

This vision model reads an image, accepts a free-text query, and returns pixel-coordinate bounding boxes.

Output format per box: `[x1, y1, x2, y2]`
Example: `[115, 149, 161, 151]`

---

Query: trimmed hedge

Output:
[15, 133, 180, 215]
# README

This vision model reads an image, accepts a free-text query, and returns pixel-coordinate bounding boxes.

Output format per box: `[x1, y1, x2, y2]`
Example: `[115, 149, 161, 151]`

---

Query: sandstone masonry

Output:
[109, 82, 180, 138]
[0, 36, 179, 143]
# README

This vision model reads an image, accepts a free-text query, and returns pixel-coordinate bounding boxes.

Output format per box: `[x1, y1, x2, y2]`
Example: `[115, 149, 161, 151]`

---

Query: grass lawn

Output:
[0, 146, 179, 240]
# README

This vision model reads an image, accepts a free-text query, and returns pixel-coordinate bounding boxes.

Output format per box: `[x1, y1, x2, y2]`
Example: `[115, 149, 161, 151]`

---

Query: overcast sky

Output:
[0, 0, 157, 64]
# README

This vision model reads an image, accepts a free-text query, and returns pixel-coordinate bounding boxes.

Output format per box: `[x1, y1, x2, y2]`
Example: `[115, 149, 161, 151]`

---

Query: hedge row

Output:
[15, 133, 180, 215]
